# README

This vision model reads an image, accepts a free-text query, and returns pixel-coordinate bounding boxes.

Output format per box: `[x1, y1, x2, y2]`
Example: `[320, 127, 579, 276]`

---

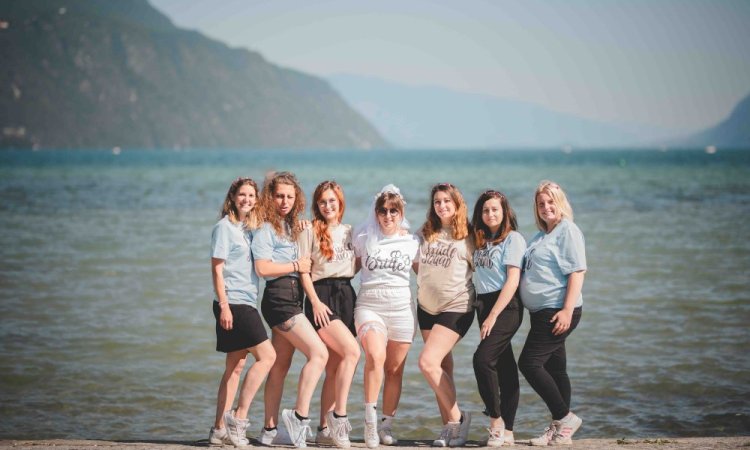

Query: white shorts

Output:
[354, 286, 415, 343]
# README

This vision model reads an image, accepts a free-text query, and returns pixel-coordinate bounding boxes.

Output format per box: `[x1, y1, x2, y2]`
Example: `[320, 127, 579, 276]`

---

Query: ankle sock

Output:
[295, 411, 308, 421]
[265, 427, 277, 431]
[333, 411, 347, 419]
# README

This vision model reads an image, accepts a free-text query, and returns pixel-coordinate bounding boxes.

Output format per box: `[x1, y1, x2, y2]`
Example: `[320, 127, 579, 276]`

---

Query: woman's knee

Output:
[309, 343, 329, 368]
[364, 348, 386, 369]
[472, 350, 493, 373]
[418, 352, 441, 376]
[343, 342, 361, 364]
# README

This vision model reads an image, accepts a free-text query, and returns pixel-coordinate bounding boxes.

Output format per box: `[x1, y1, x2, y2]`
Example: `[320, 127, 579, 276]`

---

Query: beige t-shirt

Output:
[298, 224, 356, 282]
[417, 229, 476, 314]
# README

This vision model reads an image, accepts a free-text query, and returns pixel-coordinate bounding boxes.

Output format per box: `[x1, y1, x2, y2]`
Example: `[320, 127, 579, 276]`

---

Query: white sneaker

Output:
[484, 428, 505, 447]
[210, 426, 245, 446]
[316, 426, 334, 445]
[378, 420, 397, 445]
[282, 409, 313, 448]
[433, 422, 459, 447]
[260, 426, 293, 446]
[223, 410, 250, 447]
[549, 413, 582, 445]
[364, 420, 379, 448]
[326, 411, 352, 448]
[529, 423, 556, 446]
[449, 412, 471, 447]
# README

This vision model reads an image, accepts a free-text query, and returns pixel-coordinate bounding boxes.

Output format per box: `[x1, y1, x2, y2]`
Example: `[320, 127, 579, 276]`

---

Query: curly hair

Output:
[257, 171, 306, 240]
[220, 177, 259, 229]
[471, 189, 518, 248]
[311, 180, 346, 261]
[533, 180, 574, 232]
[420, 183, 470, 243]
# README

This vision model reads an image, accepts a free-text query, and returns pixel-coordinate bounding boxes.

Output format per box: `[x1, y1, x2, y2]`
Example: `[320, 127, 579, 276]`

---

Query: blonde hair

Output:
[533, 180, 574, 232]
[420, 183, 469, 243]
[220, 177, 259, 229]
[258, 171, 306, 240]
[312, 180, 346, 261]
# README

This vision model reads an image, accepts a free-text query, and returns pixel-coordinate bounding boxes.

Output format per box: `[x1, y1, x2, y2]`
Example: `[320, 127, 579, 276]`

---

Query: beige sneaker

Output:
[529, 423, 556, 446]
[549, 413, 582, 445]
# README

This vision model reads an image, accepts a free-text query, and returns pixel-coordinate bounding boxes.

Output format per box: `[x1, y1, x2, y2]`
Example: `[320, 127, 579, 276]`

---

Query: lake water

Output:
[0, 148, 748, 441]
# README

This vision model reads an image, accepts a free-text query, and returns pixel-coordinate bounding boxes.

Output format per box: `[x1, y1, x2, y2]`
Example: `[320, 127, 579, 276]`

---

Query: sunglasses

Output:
[377, 207, 400, 216]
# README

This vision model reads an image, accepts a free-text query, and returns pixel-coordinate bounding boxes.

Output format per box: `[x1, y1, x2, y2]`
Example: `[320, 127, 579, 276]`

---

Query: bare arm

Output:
[255, 256, 311, 278]
[300, 271, 332, 328]
[551, 270, 586, 335]
[211, 257, 233, 330]
[480, 266, 520, 340]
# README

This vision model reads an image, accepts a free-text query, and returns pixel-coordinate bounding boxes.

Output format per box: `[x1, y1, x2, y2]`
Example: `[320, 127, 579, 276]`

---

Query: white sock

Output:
[381, 415, 394, 428]
[364, 403, 377, 423]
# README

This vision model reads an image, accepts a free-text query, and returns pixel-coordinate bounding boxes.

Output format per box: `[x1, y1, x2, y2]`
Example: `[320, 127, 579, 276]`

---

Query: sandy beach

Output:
[2, 437, 748, 450]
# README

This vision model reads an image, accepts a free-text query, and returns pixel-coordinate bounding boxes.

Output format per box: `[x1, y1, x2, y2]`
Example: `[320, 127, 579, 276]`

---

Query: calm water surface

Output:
[0, 148, 748, 440]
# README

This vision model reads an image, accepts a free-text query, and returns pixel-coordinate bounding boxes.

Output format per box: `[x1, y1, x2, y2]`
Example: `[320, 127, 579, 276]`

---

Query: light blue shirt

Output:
[473, 231, 526, 295]
[210, 216, 259, 307]
[520, 219, 586, 313]
[251, 222, 299, 281]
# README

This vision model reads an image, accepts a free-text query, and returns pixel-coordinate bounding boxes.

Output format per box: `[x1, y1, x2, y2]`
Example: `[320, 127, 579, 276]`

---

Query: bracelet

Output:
[218, 301, 229, 306]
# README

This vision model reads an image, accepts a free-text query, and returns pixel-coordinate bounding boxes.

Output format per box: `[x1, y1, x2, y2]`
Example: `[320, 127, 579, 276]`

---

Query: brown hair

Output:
[471, 189, 518, 248]
[311, 180, 346, 261]
[375, 191, 405, 221]
[420, 183, 469, 243]
[257, 171, 306, 240]
[220, 177, 259, 229]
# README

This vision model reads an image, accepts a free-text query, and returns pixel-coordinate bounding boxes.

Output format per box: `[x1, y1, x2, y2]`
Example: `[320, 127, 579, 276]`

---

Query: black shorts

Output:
[417, 306, 475, 338]
[213, 301, 269, 353]
[261, 276, 304, 329]
[304, 277, 357, 335]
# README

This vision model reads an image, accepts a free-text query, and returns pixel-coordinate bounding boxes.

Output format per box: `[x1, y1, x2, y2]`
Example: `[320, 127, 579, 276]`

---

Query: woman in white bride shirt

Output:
[352, 184, 419, 449]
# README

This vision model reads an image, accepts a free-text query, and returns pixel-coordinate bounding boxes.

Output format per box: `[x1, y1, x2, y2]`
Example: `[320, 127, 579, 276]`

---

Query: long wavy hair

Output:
[533, 180, 574, 232]
[471, 189, 518, 248]
[220, 177, 259, 229]
[312, 180, 346, 261]
[258, 171, 306, 240]
[420, 183, 470, 243]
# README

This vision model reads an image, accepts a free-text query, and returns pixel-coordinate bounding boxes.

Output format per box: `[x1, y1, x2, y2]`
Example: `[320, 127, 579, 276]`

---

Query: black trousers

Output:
[472, 292, 523, 430]
[518, 307, 582, 421]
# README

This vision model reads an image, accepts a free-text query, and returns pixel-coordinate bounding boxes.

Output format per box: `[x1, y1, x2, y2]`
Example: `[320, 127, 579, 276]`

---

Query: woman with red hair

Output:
[299, 180, 361, 448]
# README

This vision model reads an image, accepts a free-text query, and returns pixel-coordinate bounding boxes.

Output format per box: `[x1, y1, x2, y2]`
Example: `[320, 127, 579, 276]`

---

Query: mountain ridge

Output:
[0, 0, 388, 150]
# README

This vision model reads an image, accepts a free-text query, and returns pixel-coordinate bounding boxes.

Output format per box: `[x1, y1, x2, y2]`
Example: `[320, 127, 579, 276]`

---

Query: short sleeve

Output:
[556, 222, 587, 275]
[353, 232, 366, 258]
[211, 221, 230, 260]
[501, 232, 527, 268]
[251, 223, 275, 261]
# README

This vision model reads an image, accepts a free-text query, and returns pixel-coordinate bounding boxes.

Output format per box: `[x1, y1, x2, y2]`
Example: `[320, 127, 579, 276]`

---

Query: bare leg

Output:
[264, 330, 295, 428]
[421, 330, 455, 424]
[319, 351, 339, 427]
[382, 340, 412, 417]
[214, 350, 248, 428]
[360, 325, 387, 404]
[275, 313, 329, 417]
[318, 320, 361, 417]
[418, 325, 462, 423]
[235, 340, 276, 419]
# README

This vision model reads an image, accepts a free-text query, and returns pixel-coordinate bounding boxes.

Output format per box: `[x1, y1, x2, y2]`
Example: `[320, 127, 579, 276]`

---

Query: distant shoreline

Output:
[2, 437, 749, 450]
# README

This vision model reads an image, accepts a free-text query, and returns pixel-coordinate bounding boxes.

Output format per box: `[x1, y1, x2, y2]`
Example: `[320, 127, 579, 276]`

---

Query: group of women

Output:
[208, 172, 587, 448]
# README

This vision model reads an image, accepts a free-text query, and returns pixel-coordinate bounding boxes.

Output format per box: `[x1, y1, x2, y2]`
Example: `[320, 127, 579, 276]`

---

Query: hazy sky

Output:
[150, 0, 750, 133]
